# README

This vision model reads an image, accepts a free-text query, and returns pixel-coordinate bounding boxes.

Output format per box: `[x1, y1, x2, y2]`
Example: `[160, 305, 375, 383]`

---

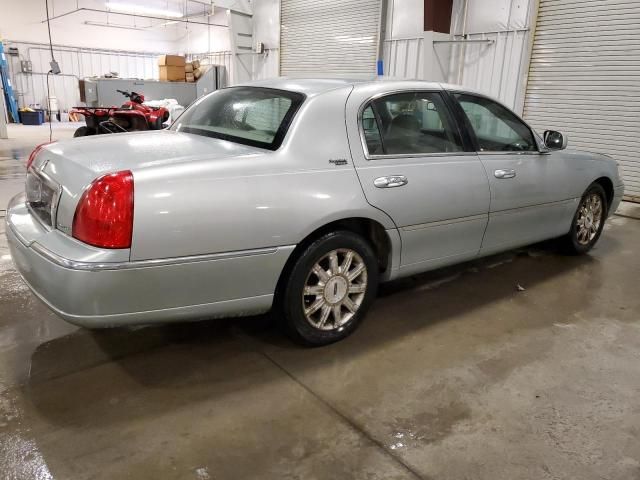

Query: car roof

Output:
[237, 77, 446, 96]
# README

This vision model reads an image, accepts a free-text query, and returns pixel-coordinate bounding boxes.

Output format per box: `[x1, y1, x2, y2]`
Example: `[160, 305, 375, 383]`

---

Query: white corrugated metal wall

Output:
[383, 37, 424, 79]
[448, 0, 534, 111]
[449, 28, 531, 111]
[6, 41, 159, 113]
[523, 0, 640, 201]
[382, 0, 535, 112]
[382, 0, 424, 79]
[280, 0, 382, 76]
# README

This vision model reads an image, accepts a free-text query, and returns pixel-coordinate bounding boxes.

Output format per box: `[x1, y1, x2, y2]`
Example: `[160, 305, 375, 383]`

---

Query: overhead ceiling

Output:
[103, 0, 215, 19]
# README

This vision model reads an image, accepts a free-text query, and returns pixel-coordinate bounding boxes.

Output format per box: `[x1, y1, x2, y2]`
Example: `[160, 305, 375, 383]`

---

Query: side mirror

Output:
[544, 130, 568, 150]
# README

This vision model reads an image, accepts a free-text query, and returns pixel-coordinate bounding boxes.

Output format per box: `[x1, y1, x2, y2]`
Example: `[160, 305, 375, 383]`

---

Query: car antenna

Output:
[45, 0, 60, 142]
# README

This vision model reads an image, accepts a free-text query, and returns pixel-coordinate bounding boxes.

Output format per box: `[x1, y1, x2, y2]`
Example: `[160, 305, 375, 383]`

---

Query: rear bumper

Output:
[6, 195, 293, 327]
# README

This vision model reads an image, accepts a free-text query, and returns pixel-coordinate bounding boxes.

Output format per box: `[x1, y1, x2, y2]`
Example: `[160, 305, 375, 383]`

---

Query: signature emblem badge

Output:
[329, 158, 348, 166]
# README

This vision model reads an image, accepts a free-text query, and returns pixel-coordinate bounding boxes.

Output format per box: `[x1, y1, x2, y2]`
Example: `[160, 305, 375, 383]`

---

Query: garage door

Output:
[523, 0, 640, 201]
[280, 0, 381, 77]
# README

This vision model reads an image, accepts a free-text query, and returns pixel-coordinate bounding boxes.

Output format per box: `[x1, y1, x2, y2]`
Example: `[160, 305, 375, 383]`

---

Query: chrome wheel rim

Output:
[576, 193, 603, 245]
[302, 249, 368, 331]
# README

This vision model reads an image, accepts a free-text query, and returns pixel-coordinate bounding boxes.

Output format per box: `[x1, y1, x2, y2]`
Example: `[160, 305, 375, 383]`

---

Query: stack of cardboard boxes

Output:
[185, 61, 195, 83]
[158, 55, 208, 83]
[193, 60, 206, 81]
[158, 55, 186, 82]
[187, 60, 207, 82]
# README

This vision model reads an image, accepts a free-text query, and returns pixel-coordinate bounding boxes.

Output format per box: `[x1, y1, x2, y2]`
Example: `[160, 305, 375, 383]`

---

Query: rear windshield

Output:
[171, 86, 305, 150]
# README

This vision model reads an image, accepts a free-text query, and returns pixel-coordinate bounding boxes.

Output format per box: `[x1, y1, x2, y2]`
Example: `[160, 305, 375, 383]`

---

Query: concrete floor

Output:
[1, 124, 639, 480]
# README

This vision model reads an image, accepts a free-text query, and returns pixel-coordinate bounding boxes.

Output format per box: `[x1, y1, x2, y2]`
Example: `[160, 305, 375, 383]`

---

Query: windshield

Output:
[171, 87, 305, 150]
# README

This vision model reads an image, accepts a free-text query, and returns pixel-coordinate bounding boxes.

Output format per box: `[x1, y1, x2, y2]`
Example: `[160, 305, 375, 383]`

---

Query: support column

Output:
[228, 9, 254, 85]
[0, 85, 8, 139]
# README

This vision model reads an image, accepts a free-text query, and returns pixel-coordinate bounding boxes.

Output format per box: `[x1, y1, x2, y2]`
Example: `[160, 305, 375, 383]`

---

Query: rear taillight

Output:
[26, 141, 55, 170]
[72, 170, 134, 249]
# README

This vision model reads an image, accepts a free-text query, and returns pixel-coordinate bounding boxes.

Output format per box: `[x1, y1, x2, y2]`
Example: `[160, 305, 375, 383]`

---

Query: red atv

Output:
[72, 90, 170, 137]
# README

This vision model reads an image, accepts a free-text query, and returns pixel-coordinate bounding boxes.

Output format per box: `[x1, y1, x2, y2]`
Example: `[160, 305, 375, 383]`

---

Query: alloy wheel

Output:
[576, 193, 603, 245]
[302, 249, 368, 330]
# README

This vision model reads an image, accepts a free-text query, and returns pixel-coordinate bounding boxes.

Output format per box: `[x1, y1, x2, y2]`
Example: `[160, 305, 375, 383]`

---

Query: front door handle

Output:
[374, 175, 408, 188]
[494, 169, 516, 179]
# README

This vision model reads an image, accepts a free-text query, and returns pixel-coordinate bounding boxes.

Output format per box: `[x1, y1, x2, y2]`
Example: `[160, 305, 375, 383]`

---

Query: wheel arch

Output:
[274, 217, 396, 306]
[593, 176, 614, 210]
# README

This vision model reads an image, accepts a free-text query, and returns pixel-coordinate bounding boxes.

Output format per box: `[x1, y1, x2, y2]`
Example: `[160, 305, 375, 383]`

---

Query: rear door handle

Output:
[494, 169, 516, 179]
[374, 175, 408, 188]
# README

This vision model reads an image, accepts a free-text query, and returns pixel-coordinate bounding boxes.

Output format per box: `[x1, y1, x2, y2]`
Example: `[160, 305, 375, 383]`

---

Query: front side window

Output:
[361, 92, 463, 156]
[454, 93, 537, 152]
[172, 87, 305, 150]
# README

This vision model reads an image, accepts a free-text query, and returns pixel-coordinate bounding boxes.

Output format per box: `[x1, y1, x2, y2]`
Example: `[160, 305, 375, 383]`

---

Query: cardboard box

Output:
[158, 55, 186, 67]
[185, 63, 194, 73]
[159, 65, 186, 82]
[194, 65, 211, 80]
[186, 73, 195, 83]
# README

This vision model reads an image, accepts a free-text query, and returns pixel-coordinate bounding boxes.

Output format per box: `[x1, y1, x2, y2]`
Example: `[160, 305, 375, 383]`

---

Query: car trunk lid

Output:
[38, 130, 261, 177]
[30, 130, 265, 238]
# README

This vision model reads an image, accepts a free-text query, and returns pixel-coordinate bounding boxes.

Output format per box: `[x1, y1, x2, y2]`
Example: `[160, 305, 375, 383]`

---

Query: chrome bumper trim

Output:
[8, 219, 288, 272]
[5, 213, 30, 247]
[32, 241, 283, 271]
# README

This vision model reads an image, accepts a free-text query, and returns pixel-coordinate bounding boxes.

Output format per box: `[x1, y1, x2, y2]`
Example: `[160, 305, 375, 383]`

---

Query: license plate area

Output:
[26, 169, 60, 228]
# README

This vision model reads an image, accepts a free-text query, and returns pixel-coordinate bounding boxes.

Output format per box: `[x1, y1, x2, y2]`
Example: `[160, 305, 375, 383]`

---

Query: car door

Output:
[346, 88, 490, 277]
[449, 92, 577, 255]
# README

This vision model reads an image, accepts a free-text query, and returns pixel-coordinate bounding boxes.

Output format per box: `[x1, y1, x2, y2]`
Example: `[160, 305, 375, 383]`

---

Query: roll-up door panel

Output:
[280, 0, 381, 77]
[523, 0, 640, 200]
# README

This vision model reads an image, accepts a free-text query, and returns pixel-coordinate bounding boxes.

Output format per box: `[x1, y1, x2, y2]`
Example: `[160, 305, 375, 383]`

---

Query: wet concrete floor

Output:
[1, 124, 639, 479]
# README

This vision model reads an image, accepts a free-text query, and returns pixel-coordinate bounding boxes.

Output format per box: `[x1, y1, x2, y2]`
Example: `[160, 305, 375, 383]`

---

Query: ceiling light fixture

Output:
[105, 1, 184, 18]
[156, 20, 179, 27]
[84, 20, 147, 31]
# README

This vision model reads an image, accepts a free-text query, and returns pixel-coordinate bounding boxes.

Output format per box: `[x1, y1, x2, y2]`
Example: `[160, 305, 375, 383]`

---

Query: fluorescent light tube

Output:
[105, 2, 184, 18]
[84, 20, 147, 31]
[156, 20, 179, 27]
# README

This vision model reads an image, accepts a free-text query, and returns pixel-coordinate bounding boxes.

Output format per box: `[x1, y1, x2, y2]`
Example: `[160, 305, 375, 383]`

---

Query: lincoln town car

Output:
[5, 79, 624, 345]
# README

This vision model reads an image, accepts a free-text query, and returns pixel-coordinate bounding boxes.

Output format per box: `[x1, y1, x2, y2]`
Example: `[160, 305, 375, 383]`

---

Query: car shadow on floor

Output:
[19, 235, 614, 432]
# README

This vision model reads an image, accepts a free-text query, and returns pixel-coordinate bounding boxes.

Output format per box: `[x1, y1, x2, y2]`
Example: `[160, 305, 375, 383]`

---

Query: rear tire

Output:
[279, 231, 379, 346]
[73, 126, 91, 137]
[562, 183, 608, 254]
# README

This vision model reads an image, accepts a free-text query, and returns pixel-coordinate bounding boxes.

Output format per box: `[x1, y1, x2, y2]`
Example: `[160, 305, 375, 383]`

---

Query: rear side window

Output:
[362, 106, 383, 154]
[453, 93, 537, 152]
[361, 92, 463, 156]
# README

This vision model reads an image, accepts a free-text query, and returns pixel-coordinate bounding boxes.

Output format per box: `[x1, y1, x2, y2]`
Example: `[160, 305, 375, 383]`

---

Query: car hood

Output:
[37, 130, 263, 177]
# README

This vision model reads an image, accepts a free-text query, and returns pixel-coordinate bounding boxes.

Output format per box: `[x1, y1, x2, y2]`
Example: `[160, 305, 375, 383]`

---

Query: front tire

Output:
[280, 231, 379, 346]
[563, 183, 608, 254]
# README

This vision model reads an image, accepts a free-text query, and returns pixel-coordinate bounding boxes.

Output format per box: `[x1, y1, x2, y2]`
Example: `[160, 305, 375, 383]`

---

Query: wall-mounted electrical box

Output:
[20, 60, 32, 73]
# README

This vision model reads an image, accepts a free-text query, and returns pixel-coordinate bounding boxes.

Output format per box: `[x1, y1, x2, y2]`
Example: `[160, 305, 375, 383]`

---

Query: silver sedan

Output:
[5, 79, 624, 345]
